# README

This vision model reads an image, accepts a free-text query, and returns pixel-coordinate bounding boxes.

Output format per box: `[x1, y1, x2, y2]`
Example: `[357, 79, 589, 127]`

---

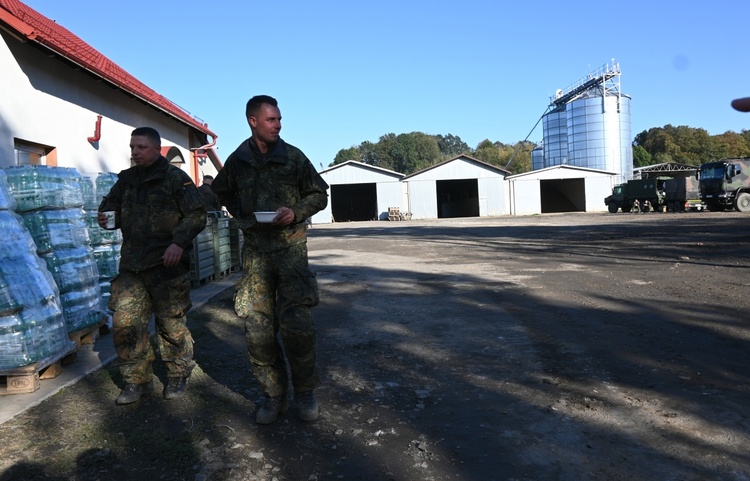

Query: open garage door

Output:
[331, 183, 378, 222]
[540, 178, 585, 213]
[436, 179, 479, 218]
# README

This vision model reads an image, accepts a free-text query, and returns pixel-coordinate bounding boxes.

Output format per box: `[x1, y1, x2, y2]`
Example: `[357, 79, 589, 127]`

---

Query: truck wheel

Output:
[735, 192, 750, 212]
[622, 205, 632, 213]
[707, 202, 724, 212]
[608, 203, 618, 213]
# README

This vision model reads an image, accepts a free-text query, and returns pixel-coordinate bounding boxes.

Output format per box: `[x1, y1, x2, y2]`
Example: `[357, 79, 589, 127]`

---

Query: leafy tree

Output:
[713, 131, 750, 158]
[473, 139, 503, 165]
[327, 123, 750, 176]
[634, 126, 682, 161]
[632, 145, 652, 167]
[374, 133, 398, 171]
[333, 146, 360, 165]
[436, 134, 471, 158]
[359, 141, 378, 166]
[741, 130, 750, 155]
[633, 125, 750, 166]
[502, 142, 534, 175]
[390, 132, 441, 173]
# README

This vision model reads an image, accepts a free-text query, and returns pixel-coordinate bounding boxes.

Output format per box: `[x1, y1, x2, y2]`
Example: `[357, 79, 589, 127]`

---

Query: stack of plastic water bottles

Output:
[81, 172, 121, 314]
[0, 169, 74, 370]
[4, 165, 105, 335]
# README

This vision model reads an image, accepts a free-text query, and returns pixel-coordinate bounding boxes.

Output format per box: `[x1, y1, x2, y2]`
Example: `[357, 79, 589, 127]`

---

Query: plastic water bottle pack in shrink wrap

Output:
[21, 208, 91, 253]
[0, 169, 18, 211]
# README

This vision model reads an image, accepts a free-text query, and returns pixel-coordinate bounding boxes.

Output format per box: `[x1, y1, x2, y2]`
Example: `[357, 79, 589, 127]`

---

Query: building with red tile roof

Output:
[0, 0, 221, 182]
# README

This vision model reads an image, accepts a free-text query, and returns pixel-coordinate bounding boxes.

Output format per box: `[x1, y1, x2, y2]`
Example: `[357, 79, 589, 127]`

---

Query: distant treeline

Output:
[633, 125, 750, 167]
[331, 125, 750, 176]
[331, 133, 535, 175]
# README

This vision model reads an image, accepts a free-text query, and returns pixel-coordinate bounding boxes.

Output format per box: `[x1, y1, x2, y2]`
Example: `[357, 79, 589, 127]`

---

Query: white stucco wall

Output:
[0, 31, 194, 178]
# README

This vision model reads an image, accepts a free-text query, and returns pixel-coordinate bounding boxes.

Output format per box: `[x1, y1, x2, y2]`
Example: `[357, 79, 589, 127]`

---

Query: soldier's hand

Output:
[273, 207, 295, 226]
[97, 212, 108, 228]
[163, 243, 184, 267]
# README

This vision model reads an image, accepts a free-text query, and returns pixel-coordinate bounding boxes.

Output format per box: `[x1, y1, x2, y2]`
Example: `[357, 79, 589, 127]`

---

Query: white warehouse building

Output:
[311, 157, 617, 223]
[311, 161, 405, 224]
[402, 155, 509, 220]
[506, 165, 615, 216]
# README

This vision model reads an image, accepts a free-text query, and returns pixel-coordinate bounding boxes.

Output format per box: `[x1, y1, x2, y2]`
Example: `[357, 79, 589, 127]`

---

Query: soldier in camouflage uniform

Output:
[98, 127, 207, 405]
[198, 175, 222, 211]
[211, 95, 328, 424]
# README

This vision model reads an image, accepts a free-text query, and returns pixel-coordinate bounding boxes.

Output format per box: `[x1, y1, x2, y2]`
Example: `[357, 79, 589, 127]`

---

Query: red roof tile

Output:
[0, 0, 216, 138]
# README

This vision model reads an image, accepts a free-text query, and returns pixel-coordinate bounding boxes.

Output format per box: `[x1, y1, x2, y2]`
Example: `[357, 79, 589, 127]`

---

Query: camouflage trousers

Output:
[108, 267, 195, 384]
[235, 242, 320, 398]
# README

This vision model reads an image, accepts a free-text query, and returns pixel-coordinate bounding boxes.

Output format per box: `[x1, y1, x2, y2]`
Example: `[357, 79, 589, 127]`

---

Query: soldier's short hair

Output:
[246, 95, 278, 118]
[131, 127, 161, 147]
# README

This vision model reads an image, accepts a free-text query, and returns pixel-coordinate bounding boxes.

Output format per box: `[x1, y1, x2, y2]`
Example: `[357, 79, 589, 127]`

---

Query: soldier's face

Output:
[249, 104, 282, 146]
[130, 135, 160, 167]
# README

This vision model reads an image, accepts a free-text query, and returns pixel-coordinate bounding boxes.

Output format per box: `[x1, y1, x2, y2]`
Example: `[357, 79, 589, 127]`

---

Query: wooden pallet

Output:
[67, 318, 106, 349]
[0, 343, 77, 395]
[215, 268, 231, 280]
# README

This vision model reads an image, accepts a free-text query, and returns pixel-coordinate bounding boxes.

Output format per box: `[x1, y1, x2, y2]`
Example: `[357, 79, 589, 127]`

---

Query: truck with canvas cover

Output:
[697, 158, 750, 212]
[605, 178, 665, 213]
[663, 175, 704, 212]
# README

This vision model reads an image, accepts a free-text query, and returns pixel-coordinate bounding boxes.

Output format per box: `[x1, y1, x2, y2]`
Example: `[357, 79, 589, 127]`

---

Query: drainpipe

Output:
[191, 131, 217, 182]
[87, 115, 102, 143]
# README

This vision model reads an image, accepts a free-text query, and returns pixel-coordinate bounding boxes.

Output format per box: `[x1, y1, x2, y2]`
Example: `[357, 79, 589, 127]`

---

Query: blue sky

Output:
[21, 0, 750, 169]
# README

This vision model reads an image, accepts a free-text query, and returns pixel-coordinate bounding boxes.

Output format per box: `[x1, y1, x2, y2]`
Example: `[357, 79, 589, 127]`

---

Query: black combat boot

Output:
[116, 381, 154, 405]
[296, 390, 319, 421]
[164, 377, 188, 400]
[256, 395, 289, 424]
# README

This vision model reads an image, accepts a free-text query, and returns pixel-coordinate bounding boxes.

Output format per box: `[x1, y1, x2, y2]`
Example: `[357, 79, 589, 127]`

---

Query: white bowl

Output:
[254, 211, 277, 223]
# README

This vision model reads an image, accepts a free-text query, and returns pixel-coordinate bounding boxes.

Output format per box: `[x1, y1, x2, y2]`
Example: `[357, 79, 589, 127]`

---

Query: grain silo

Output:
[539, 60, 632, 184]
[531, 142, 545, 171]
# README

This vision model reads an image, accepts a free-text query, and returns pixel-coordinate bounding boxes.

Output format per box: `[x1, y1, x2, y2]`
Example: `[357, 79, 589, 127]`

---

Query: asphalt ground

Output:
[0, 272, 241, 425]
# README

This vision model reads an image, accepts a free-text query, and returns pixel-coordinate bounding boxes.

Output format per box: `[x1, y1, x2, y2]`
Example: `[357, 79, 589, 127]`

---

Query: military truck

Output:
[605, 178, 665, 213]
[663, 175, 704, 212]
[697, 157, 750, 212]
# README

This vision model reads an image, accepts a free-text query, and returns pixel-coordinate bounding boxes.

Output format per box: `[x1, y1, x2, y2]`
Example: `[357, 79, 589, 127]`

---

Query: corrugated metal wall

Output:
[323, 165, 401, 185]
[310, 188, 332, 224]
[407, 180, 438, 219]
[478, 178, 505, 216]
[376, 182, 406, 220]
[508, 166, 614, 215]
[312, 161, 616, 222]
[312, 162, 405, 224]
[509, 178, 542, 215]
[584, 176, 615, 212]
[405, 157, 508, 219]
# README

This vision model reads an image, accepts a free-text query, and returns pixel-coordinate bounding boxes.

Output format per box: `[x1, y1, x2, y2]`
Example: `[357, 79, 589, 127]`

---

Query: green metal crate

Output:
[190, 217, 214, 287]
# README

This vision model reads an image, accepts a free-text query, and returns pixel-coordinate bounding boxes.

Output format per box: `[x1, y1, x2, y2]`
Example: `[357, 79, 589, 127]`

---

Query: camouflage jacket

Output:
[99, 156, 207, 272]
[211, 138, 328, 252]
[198, 184, 222, 211]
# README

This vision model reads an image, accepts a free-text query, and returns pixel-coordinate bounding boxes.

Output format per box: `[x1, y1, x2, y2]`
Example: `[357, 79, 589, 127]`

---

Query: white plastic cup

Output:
[103, 211, 116, 229]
